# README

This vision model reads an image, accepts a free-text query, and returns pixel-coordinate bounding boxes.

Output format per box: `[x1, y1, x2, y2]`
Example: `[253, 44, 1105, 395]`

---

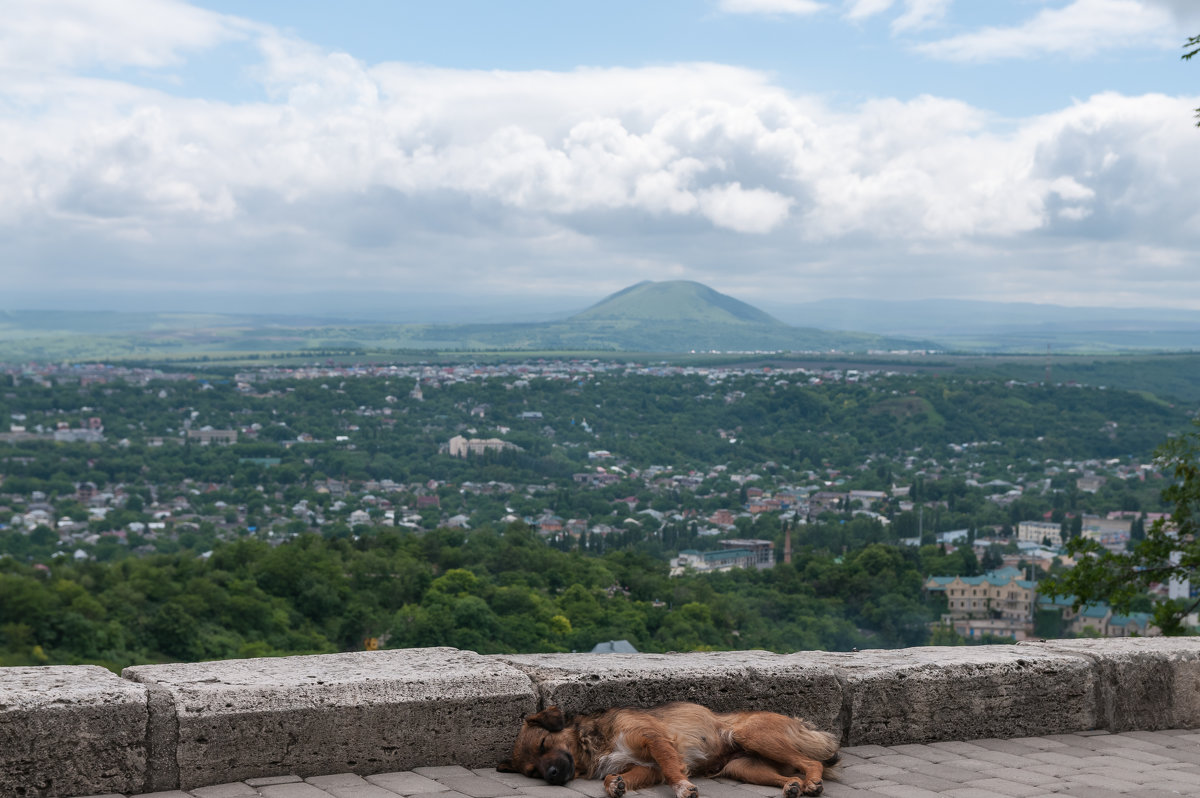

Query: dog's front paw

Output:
[604, 774, 626, 798]
[801, 779, 823, 797]
[783, 780, 802, 798]
[673, 779, 698, 798]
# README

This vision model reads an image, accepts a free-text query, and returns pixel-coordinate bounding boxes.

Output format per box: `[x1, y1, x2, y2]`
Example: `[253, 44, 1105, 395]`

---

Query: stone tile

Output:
[840, 746, 894, 759]
[414, 768, 477, 780]
[77, 795, 128, 798]
[685, 779, 760, 798]
[942, 789, 1008, 798]
[562, 780, 609, 798]
[259, 785, 335, 798]
[1063, 773, 1144, 793]
[189, 783, 263, 798]
[926, 741, 989, 756]
[249, 776, 304, 787]
[1053, 788, 1129, 798]
[435, 775, 520, 798]
[961, 778, 1045, 797]
[863, 785, 940, 798]
[325, 784, 409, 798]
[967, 751, 1031, 768]
[366, 773, 450, 795]
[884, 744, 961, 764]
[840, 764, 904, 780]
[884, 771, 961, 792]
[474, 770, 534, 785]
[1027, 751, 1094, 768]
[870, 755, 934, 770]
[307, 775, 369, 789]
[518, 787, 593, 798]
[405, 792, 470, 798]
[140, 792, 193, 798]
[904, 763, 980, 783]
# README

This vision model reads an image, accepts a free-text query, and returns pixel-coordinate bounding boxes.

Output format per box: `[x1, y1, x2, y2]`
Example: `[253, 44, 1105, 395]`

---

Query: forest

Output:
[0, 363, 1192, 670]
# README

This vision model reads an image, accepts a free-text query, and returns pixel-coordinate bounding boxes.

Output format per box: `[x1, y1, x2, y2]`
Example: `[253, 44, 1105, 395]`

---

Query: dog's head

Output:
[497, 706, 576, 785]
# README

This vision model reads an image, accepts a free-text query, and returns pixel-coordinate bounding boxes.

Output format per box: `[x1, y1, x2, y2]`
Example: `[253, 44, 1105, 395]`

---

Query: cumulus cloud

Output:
[918, 0, 1178, 62]
[718, 0, 828, 17]
[0, 0, 250, 72]
[2, 0, 1199, 309]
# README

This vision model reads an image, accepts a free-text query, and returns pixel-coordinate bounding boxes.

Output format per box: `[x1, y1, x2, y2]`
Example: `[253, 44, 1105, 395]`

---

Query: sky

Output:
[2, 0, 1199, 318]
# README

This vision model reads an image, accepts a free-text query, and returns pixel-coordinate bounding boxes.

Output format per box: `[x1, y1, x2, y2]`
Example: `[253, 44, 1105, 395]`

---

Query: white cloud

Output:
[891, 0, 952, 32]
[718, 0, 828, 17]
[844, 0, 895, 21]
[698, 183, 794, 232]
[918, 0, 1177, 62]
[0, 0, 250, 72]
[2, 0, 1199, 309]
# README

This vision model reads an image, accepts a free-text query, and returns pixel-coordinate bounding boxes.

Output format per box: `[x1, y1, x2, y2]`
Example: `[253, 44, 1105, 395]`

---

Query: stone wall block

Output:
[494, 651, 844, 736]
[1029, 638, 1200, 731]
[0, 665, 148, 797]
[830, 646, 1098, 746]
[122, 648, 537, 790]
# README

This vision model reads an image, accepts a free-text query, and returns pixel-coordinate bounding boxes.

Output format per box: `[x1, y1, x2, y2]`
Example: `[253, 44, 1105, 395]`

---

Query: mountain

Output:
[0, 283, 933, 360]
[572, 281, 785, 326]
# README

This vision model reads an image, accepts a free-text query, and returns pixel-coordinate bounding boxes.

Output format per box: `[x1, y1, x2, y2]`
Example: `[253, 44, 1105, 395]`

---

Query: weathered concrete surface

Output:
[122, 648, 537, 790]
[1030, 637, 1200, 732]
[494, 651, 844, 735]
[0, 665, 148, 797]
[825, 646, 1098, 746]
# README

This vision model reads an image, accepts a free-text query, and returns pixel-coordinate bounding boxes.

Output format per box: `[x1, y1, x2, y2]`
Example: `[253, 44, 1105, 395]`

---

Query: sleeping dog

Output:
[498, 702, 839, 798]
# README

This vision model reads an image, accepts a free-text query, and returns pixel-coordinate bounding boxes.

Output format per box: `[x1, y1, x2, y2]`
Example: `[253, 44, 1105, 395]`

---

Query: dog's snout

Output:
[542, 751, 574, 785]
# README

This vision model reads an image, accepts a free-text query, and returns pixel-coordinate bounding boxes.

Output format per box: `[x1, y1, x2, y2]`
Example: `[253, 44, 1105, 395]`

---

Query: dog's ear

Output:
[497, 759, 517, 773]
[524, 706, 565, 732]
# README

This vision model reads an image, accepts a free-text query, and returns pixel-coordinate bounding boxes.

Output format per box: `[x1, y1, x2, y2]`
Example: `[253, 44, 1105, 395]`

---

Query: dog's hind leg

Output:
[717, 756, 818, 798]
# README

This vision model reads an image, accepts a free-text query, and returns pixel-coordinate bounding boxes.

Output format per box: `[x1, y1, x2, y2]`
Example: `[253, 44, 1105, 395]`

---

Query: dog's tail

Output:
[786, 724, 841, 767]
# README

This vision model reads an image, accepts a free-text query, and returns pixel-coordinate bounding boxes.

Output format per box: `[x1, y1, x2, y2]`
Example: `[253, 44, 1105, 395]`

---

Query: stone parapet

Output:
[0, 665, 149, 797]
[2, 638, 1199, 796]
[122, 648, 537, 791]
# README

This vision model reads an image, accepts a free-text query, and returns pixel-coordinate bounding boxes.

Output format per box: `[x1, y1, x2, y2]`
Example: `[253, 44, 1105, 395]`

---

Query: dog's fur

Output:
[497, 703, 840, 798]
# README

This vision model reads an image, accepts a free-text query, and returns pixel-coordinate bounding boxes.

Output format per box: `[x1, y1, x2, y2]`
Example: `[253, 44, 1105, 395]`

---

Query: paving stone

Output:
[189, 783, 262, 798]
[884, 771, 962, 792]
[683, 779, 759, 798]
[926, 741, 989, 756]
[1053, 788, 1129, 798]
[259, 785, 335, 798]
[561, 780, 609, 798]
[1064, 773, 1145, 793]
[869, 755, 933, 770]
[905, 763, 980, 783]
[139, 792, 193, 798]
[249, 776, 305, 787]
[962, 778, 1048, 797]
[366, 773, 450, 795]
[435, 775, 521, 797]
[405, 792, 470, 798]
[941, 789, 1007, 798]
[77, 795, 129, 798]
[515, 786, 593, 798]
[840, 745, 894, 759]
[862, 784, 940, 798]
[308, 775, 370, 789]
[414, 767, 478, 779]
[968, 750, 1032, 768]
[324, 784, 410, 798]
[884, 744, 961, 764]
[839, 763, 904, 779]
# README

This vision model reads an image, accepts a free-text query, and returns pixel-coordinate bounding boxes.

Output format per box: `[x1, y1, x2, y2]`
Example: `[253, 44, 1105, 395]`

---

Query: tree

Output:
[1187, 35, 1200, 125]
[1042, 422, 1200, 635]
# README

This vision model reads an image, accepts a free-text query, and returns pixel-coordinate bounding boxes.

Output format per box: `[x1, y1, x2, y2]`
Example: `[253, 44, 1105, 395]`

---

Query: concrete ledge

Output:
[825, 646, 1098, 745]
[0, 665, 148, 797]
[122, 648, 537, 790]
[1030, 637, 1200, 731]
[497, 650, 845, 734]
[6, 639, 1200, 796]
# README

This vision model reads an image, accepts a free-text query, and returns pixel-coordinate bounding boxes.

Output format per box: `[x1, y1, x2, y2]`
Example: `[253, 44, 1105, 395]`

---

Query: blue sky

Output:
[3, 0, 1200, 316]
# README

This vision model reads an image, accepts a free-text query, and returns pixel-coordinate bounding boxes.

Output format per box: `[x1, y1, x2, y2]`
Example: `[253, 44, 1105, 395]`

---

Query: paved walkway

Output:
[92, 729, 1200, 798]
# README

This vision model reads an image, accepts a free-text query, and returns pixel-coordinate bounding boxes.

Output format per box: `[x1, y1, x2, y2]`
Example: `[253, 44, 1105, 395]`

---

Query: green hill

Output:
[572, 281, 785, 326]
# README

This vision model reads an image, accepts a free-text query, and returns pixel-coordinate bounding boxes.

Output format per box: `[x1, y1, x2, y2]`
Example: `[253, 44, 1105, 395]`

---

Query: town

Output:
[0, 357, 1193, 667]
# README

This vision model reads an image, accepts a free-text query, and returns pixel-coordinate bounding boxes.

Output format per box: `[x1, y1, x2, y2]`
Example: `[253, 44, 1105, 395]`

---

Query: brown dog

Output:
[497, 702, 840, 798]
